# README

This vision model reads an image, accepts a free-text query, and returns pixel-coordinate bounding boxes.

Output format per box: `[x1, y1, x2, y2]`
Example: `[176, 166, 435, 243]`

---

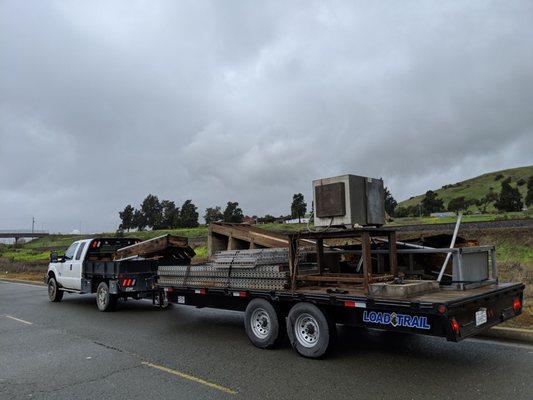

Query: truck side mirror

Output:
[50, 252, 58, 263]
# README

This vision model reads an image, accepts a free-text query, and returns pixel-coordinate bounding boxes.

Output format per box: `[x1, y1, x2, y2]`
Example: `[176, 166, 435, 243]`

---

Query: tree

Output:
[132, 209, 146, 231]
[526, 176, 533, 207]
[421, 190, 444, 216]
[290, 193, 307, 223]
[139, 194, 163, 229]
[179, 200, 199, 227]
[118, 205, 134, 231]
[204, 206, 223, 225]
[384, 187, 398, 217]
[495, 178, 523, 212]
[223, 201, 244, 223]
[447, 197, 468, 214]
[160, 200, 180, 229]
[257, 214, 277, 223]
[477, 188, 499, 213]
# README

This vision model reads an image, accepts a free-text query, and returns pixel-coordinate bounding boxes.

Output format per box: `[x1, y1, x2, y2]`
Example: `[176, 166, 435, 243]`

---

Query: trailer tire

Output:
[96, 282, 117, 312]
[287, 302, 336, 359]
[245, 299, 284, 349]
[47, 276, 63, 302]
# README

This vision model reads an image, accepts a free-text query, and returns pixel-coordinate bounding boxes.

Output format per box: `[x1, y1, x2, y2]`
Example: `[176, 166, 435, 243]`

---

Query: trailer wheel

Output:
[96, 282, 117, 312]
[245, 299, 284, 349]
[287, 302, 336, 358]
[47, 276, 63, 302]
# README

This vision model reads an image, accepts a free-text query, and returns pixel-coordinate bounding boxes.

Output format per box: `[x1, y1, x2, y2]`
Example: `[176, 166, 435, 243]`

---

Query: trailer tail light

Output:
[194, 288, 207, 295]
[344, 300, 366, 308]
[450, 318, 460, 335]
[233, 291, 248, 297]
[513, 298, 522, 312]
[121, 278, 136, 287]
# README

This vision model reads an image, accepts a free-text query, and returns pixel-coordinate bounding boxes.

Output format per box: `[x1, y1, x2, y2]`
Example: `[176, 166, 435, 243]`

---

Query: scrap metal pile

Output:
[158, 248, 315, 290]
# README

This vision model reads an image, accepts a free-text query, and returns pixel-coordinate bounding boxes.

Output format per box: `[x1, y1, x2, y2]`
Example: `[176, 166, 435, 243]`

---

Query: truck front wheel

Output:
[287, 302, 336, 358]
[96, 282, 117, 312]
[244, 299, 285, 349]
[47, 276, 63, 302]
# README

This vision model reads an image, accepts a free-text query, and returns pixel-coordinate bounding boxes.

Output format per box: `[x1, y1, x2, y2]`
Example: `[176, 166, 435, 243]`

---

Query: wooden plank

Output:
[114, 234, 192, 260]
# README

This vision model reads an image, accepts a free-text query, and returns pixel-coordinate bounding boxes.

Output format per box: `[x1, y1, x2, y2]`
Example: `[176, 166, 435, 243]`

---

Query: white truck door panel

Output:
[71, 241, 87, 290]
[61, 242, 79, 289]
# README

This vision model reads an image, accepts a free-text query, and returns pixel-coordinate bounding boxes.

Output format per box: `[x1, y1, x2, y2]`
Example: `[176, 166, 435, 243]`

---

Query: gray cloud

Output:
[1, 1, 532, 233]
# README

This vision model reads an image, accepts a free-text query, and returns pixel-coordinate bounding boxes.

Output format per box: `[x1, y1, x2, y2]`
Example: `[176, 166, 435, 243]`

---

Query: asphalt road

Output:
[1, 281, 532, 400]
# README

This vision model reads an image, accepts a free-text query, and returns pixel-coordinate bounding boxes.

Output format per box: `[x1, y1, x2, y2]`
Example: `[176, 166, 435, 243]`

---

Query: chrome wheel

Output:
[250, 308, 271, 339]
[48, 279, 56, 299]
[97, 285, 108, 308]
[295, 313, 320, 348]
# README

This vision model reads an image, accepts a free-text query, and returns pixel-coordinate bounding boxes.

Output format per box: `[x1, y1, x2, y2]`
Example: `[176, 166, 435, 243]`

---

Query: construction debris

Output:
[114, 234, 195, 262]
[158, 248, 316, 291]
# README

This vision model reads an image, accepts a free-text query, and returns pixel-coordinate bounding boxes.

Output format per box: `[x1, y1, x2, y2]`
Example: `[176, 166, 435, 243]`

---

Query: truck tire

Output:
[96, 282, 117, 312]
[244, 299, 284, 349]
[287, 302, 336, 358]
[47, 276, 63, 302]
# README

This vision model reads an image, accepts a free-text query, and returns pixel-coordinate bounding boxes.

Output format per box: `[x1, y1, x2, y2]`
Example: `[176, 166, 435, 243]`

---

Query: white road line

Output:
[4, 315, 33, 325]
[0, 280, 45, 288]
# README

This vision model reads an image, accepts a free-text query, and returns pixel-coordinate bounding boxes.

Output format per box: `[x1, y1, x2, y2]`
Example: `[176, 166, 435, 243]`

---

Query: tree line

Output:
[118, 192, 309, 231]
[394, 175, 533, 217]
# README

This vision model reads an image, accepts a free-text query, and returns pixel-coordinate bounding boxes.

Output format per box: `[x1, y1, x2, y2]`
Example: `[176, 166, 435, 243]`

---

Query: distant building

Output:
[284, 218, 310, 224]
[430, 212, 456, 218]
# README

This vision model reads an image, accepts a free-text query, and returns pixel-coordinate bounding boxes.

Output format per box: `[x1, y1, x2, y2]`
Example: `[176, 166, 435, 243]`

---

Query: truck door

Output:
[70, 241, 86, 290]
[60, 242, 79, 289]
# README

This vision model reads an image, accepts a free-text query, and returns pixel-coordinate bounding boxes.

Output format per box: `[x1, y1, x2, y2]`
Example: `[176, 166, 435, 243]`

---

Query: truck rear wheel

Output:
[47, 277, 63, 302]
[244, 299, 284, 349]
[287, 302, 336, 358]
[96, 282, 117, 312]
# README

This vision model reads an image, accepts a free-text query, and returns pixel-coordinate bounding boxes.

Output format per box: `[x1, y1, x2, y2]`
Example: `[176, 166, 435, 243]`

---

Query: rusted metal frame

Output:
[289, 235, 298, 292]
[316, 238, 324, 275]
[388, 231, 398, 278]
[296, 274, 393, 283]
[361, 232, 372, 292]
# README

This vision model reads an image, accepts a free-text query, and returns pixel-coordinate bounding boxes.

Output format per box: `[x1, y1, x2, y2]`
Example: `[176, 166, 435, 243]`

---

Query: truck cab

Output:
[45, 237, 165, 311]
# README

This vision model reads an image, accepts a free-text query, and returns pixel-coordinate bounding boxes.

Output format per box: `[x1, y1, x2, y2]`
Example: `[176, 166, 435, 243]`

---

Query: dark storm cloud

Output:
[1, 1, 532, 232]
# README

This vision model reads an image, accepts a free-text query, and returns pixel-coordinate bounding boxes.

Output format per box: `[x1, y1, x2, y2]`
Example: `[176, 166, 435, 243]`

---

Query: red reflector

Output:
[437, 304, 447, 314]
[344, 301, 357, 308]
[513, 298, 522, 312]
[450, 318, 460, 335]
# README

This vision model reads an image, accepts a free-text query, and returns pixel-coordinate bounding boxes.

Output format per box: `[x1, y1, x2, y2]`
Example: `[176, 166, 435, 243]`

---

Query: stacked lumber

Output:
[114, 234, 195, 262]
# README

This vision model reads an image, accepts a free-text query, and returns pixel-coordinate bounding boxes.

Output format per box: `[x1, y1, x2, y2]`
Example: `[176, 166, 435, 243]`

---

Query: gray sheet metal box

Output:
[313, 174, 385, 227]
[452, 252, 489, 282]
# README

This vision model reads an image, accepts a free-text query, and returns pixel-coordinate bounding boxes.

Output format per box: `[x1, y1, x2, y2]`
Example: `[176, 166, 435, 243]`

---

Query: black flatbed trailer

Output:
[154, 226, 526, 358]
[157, 280, 524, 358]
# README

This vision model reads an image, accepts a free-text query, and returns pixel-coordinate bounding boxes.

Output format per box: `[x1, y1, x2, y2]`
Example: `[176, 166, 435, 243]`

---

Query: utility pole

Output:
[32, 216, 35, 234]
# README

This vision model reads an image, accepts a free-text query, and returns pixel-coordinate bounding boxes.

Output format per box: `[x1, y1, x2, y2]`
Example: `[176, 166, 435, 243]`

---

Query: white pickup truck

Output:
[45, 237, 164, 311]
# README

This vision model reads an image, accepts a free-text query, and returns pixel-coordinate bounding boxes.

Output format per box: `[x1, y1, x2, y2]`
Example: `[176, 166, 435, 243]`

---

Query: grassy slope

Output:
[398, 165, 532, 209]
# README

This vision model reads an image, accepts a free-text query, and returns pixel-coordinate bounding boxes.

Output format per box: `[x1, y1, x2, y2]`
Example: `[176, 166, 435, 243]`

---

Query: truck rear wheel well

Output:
[91, 277, 107, 293]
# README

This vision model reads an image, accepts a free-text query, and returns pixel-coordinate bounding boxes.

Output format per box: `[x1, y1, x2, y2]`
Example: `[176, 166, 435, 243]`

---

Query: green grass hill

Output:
[398, 165, 532, 211]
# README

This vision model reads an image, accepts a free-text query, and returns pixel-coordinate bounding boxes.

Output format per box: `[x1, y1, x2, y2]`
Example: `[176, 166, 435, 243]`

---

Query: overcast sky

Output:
[1, 1, 532, 233]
